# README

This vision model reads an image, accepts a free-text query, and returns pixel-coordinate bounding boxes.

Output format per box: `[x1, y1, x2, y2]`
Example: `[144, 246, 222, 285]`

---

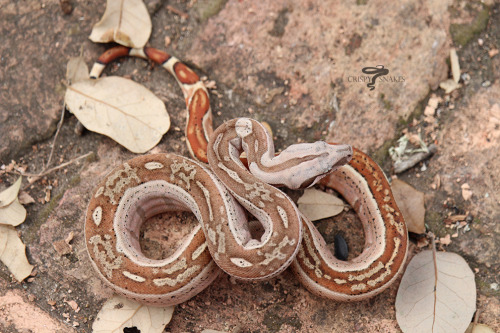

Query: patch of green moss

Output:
[23, 192, 65, 245]
[263, 306, 302, 332]
[67, 24, 80, 36]
[371, 138, 396, 169]
[424, 210, 446, 236]
[476, 277, 500, 297]
[356, 0, 368, 5]
[378, 93, 393, 111]
[450, 6, 490, 46]
[397, 91, 427, 129]
[69, 173, 81, 187]
[195, 0, 228, 22]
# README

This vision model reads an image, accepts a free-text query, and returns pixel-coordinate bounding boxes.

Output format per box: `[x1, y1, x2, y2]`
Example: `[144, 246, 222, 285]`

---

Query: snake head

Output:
[250, 141, 353, 190]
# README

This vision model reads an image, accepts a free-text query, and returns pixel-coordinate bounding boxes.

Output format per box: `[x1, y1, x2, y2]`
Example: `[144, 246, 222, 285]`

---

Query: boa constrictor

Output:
[85, 46, 408, 306]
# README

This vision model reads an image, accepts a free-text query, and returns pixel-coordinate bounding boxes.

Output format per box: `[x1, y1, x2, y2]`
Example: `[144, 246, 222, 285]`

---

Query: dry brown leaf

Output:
[92, 295, 174, 333]
[450, 48, 460, 84]
[443, 215, 467, 225]
[430, 174, 441, 190]
[0, 198, 27, 227]
[461, 183, 473, 201]
[396, 250, 476, 333]
[66, 56, 89, 84]
[65, 77, 170, 153]
[440, 79, 461, 94]
[89, 0, 152, 48]
[391, 179, 425, 234]
[0, 225, 34, 281]
[466, 323, 495, 333]
[297, 188, 344, 221]
[488, 49, 499, 58]
[18, 191, 35, 205]
[65, 300, 80, 313]
[439, 234, 452, 245]
[0, 176, 22, 208]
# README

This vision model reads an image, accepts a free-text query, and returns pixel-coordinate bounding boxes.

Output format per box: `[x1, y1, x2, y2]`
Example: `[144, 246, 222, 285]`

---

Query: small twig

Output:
[473, 308, 480, 325]
[429, 231, 439, 332]
[394, 144, 438, 174]
[12, 152, 93, 189]
[166, 5, 189, 19]
[45, 103, 66, 170]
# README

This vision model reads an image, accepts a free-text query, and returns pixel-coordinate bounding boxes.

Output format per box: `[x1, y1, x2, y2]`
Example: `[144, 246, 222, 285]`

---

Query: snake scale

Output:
[84, 46, 408, 306]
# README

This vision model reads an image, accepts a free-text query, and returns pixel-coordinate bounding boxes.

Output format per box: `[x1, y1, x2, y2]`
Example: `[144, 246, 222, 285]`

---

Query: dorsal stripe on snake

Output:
[292, 147, 408, 301]
[86, 45, 408, 305]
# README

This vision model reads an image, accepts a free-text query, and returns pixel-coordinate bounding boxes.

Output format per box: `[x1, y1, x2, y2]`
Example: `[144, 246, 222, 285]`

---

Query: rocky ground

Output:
[0, 0, 498, 332]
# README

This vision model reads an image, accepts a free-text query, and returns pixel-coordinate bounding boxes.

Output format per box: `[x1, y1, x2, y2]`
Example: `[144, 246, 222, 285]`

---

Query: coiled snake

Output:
[84, 46, 408, 306]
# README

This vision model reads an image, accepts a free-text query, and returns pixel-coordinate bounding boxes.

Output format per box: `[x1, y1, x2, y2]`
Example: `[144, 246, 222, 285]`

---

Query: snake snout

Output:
[327, 144, 353, 171]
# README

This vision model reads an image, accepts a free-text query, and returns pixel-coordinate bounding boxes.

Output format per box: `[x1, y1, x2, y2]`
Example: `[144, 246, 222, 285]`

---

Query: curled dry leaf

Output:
[18, 191, 35, 205]
[92, 295, 174, 333]
[438, 234, 452, 246]
[66, 56, 89, 84]
[0, 177, 27, 226]
[0, 225, 34, 281]
[297, 188, 344, 221]
[65, 76, 170, 153]
[396, 250, 476, 333]
[440, 49, 461, 94]
[89, 0, 152, 48]
[450, 48, 461, 84]
[0, 176, 22, 207]
[0, 198, 27, 226]
[440, 79, 461, 94]
[391, 179, 425, 234]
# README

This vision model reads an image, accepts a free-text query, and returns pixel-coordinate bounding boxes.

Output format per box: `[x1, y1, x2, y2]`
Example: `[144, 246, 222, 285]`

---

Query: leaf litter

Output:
[89, 0, 152, 48]
[65, 76, 171, 153]
[396, 236, 476, 333]
[297, 188, 344, 221]
[92, 295, 174, 333]
[0, 177, 33, 281]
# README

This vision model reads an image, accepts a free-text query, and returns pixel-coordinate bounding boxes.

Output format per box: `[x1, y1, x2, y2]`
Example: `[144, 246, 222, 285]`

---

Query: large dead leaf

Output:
[396, 250, 476, 333]
[391, 179, 425, 234]
[66, 56, 89, 84]
[89, 0, 152, 48]
[0, 177, 22, 208]
[297, 188, 344, 221]
[0, 225, 34, 281]
[92, 295, 174, 333]
[65, 77, 170, 153]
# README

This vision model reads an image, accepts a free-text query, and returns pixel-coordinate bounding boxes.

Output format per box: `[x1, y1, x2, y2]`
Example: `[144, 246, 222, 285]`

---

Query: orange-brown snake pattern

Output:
[85, 47, 408, 306]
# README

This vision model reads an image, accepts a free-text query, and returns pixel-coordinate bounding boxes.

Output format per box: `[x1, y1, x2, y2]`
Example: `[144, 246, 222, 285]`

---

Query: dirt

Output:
[0, 0, 499, 332]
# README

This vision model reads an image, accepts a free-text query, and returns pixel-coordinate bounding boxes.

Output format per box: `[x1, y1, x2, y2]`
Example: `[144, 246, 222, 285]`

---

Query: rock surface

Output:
[0, 0, 498, 332]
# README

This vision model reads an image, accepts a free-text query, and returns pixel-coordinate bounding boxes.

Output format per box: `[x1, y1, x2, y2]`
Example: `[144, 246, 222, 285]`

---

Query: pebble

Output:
[334, 234, 349, 261]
